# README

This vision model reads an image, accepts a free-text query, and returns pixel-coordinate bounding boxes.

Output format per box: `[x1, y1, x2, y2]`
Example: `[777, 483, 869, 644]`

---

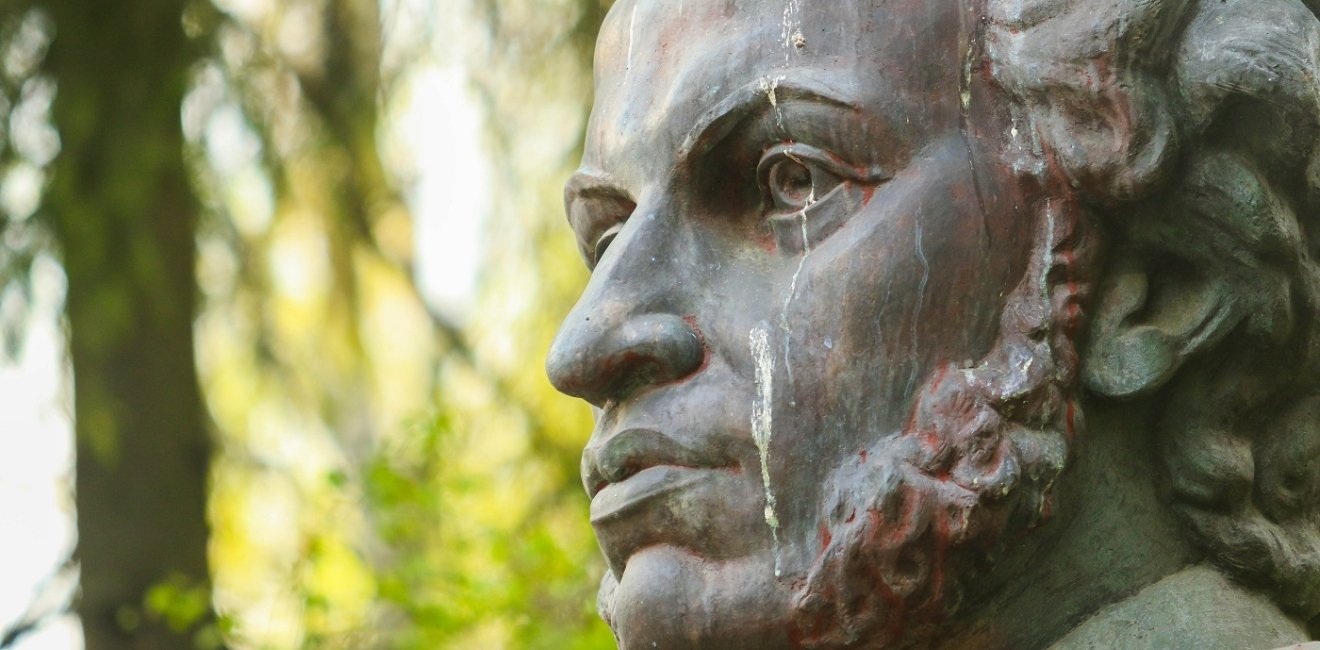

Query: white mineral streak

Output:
[781, 0, 803, 53]
[961, 33, 975, 111]
[907, 219, 930, 398]
[1042, 204, 1056, 302]
[799, 192, 814, 255]
[779, 195, 813, 391]
[750, 324, 782, 576]
[624, 4, 637, 85]
[760, 74, 786, 131]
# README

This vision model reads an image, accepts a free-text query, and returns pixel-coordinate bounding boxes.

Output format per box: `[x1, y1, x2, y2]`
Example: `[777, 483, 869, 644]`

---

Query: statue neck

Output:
[936, 397, 1309, 649]
[1047, 565, 1310, 649]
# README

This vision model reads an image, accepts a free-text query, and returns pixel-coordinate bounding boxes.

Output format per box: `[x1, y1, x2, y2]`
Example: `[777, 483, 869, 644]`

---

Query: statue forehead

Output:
[587, 0, 965, 178]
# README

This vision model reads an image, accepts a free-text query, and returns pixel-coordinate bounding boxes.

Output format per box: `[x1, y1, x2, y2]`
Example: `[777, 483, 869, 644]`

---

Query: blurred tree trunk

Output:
[45, 1, 215, 648]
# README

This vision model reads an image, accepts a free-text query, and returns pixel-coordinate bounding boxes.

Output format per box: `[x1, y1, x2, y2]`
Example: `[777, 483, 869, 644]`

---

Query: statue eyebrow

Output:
[564, 169, 616, 202]
[561, 79, 857, 237]
[677, 77, 858, 161]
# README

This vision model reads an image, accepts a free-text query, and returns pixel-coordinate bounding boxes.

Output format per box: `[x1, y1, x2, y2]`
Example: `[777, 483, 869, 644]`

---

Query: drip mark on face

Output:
[750, 323, 781, 575]
[624, 4, 637, 86]
[781, 0, 803, 56]
[907, 219, 930, 399]
[759, 75, 788, 132]
[781, 197, 815, 395]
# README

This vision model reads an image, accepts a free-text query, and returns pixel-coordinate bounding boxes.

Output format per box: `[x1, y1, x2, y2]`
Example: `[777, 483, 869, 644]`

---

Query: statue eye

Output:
[766, 158, 818, 210]
[565, 188, 635, 271]
[757, 144, 848, 215]
[754, 144, 891, 252]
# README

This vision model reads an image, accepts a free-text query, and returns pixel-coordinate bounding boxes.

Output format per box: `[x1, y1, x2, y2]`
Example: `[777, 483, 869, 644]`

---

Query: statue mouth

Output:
[584, 426, 735, 497]
[589, 464, 711, 524]
[583, 424, 766, 574]
[588, 463, 759, 577]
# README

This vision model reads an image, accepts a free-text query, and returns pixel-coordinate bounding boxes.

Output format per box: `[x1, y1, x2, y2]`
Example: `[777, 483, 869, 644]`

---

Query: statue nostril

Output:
[608, 315, 704, 393]
[549, 312, 706, 405]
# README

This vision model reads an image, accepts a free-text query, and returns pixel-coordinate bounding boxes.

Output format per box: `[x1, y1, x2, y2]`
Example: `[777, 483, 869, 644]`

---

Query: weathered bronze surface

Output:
[546, 0, 1320, 647]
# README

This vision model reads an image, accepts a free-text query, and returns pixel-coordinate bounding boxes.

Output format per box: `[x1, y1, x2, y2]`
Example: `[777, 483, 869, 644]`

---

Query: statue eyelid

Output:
[563, 170, 639, 270]
[755, 142, 890, 197]
[591, 222, 624, 269]
[578, 196, 635, 271]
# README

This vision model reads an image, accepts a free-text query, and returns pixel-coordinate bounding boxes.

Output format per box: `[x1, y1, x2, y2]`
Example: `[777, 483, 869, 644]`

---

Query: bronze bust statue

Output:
[545, 0, 1320, 647]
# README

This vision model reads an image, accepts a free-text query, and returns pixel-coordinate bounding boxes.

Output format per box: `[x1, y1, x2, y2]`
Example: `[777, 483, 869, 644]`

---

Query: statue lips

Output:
[584, 427, 763, 575]
[589, 464, 754, 577]
[589, 464, 709, 524]
[584, 427, 717, 493]
[585, 427, 728, 523]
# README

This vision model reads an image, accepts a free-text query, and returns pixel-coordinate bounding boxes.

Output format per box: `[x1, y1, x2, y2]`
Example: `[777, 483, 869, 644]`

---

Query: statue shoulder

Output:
[1050, 566, 1311, 650]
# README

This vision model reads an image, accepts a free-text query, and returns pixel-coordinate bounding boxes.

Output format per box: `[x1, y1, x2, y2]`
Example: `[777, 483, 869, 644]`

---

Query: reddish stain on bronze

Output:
[876, 580, 908, 642]
[924, 427, 941, 453]
[681, 314, 712, 376]
[1061, 249, 1083, 334]
[881, 493, 919, 548]
[867, 507, 885, 543]
[927, 510, 952, 613]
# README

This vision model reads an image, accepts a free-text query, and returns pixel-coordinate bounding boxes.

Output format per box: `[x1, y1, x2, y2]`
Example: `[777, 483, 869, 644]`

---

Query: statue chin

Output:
[604, 547, 796, 650]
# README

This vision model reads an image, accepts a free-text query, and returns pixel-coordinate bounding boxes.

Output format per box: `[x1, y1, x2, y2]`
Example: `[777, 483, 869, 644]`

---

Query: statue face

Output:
[549, 0, 1032, 645]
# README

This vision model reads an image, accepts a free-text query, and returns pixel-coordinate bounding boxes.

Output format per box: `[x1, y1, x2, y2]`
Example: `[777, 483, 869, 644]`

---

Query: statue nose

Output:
[547, 311, 705, 406]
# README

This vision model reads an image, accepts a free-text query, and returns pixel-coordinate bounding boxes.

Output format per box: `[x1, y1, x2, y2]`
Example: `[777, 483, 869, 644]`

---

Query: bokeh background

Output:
[0, 0, 616, 647]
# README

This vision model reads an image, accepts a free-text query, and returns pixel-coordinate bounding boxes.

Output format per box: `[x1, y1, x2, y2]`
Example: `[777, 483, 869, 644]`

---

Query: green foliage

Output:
[400, 0, 619, 646]
[0, 7, 54, 359]
[189, 0, 619, 646]
[1, 0, 619, 646]
[360, 403, 612, 648]
[112, 572, 232, 650]
[145, 576, 211, 634]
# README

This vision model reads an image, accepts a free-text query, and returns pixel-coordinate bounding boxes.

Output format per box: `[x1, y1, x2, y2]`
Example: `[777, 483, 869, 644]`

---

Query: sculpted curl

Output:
[794, 0, 1320, 641]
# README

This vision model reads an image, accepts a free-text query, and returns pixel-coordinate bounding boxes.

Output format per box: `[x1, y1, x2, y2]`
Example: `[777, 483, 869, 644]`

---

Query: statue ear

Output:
[1082, 256, 1238, 399]
[1083, 150, 1301, 400]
